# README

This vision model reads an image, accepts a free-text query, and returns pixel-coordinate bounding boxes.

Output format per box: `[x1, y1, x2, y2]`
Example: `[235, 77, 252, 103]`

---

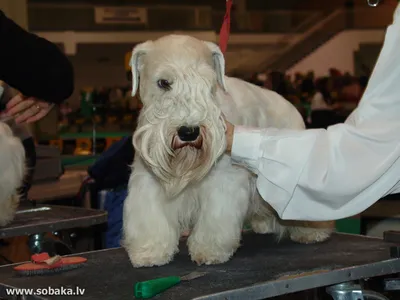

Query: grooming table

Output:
[0, 204, 107, 239]
[0, 204, 107, 255]
[0, 232, 399, 300]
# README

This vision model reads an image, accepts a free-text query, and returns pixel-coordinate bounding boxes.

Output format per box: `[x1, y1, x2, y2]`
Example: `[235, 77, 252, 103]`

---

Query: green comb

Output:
[134, 271, 207, 299]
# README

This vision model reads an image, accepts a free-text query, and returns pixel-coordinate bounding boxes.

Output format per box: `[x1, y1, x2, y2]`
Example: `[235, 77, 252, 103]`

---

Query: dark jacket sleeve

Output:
[87, 135, 135, 190]
[0, 10, 74, 104]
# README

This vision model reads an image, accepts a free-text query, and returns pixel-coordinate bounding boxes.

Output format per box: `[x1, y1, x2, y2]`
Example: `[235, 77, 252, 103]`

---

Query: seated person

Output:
[87, 135, 135, 248]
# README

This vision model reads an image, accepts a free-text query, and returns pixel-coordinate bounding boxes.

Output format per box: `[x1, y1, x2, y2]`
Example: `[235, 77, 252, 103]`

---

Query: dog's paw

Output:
[128, 250, 174, 268]
[290, 229, 332, 244]
[188, 239, 236, 266]
[190, 249, 232, 266]
[125, 244, 177, 268]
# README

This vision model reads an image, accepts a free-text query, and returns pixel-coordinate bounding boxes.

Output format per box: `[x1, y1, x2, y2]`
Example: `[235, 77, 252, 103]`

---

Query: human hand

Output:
[4, 94, 54, 124]
[222, 114, 235, 153]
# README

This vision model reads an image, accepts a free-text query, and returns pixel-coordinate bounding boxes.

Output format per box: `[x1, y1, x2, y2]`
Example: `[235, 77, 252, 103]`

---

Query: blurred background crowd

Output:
[240, 67, 369, 129]
[58, 66, 370, 139]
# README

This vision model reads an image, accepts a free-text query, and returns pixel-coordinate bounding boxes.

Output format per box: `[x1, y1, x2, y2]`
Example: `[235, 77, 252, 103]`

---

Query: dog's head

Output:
[130, 35, 228, 197]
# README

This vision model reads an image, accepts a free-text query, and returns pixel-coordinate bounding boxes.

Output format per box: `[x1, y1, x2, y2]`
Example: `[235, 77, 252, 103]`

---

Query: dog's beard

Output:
[133, 116, 226, 198]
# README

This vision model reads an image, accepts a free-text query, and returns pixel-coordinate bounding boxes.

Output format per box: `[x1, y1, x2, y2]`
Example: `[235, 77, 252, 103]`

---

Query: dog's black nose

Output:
[177, 126, 200, 141]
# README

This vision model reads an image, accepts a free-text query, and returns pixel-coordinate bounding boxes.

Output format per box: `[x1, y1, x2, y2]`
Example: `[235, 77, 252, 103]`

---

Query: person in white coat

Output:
[224, 3, 400, 222]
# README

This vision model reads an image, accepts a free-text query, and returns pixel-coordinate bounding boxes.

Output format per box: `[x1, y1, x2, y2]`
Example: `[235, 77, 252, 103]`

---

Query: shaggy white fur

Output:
[0, 121, 25, 226]
[123, 35, 334, 267]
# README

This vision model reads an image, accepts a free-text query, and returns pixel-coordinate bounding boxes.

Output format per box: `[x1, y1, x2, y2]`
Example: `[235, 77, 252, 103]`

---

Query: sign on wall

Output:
[94, 7, 148, 25]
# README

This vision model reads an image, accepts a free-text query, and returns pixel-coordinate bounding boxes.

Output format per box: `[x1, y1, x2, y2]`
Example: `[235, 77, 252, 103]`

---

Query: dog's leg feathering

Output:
[122, 161, 180, 267]
[248, 192, 287, 240]
[188, 160, 250, 265]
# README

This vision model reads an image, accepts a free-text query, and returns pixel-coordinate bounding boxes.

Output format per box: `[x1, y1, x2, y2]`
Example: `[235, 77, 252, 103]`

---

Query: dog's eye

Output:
[157, 79, 172, 91]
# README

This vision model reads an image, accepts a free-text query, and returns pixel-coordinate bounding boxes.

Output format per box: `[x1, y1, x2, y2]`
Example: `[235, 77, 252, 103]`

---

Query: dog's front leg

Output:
[188, 160, 250, 265]
[122, 168, 179, 268]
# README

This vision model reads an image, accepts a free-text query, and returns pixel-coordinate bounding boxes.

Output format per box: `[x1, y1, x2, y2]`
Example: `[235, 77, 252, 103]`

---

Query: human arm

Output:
[225, 9, 400, 221]
[0, 10, 73, 104]
[228, 121, 400, 221]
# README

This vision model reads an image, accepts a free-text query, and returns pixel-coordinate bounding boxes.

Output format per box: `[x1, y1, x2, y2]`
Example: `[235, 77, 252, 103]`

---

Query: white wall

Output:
[0, 0, 28, 29]
[287, 30, 385, 77]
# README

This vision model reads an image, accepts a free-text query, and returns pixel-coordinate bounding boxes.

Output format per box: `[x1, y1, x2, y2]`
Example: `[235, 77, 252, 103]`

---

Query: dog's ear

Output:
[130, 41, 153, 97]
[203, 41, 227, 92]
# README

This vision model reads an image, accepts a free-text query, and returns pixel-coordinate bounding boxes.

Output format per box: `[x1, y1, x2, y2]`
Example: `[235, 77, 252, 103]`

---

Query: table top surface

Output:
[0, 232, 398, 300]
[29, 170, 87, 202]
[0, 204, 107, 238]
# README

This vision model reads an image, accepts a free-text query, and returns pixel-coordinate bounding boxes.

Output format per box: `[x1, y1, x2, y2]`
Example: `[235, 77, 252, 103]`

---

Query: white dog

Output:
[0, 121, 25, 226]
[123, 35, 333, 267]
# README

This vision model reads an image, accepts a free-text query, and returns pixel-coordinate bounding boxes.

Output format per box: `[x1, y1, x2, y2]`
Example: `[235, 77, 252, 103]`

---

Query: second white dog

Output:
[0, 121, 25, 226]
[123, 35, 333, 267]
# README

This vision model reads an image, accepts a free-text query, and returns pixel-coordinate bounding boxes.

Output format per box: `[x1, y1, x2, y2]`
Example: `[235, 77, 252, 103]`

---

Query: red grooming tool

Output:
[13, 252, 87, 276]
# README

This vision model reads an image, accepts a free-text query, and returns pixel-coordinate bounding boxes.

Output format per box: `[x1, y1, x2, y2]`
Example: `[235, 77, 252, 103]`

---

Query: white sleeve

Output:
[232, 122, 400, 221]
[231, 14, 400, 221]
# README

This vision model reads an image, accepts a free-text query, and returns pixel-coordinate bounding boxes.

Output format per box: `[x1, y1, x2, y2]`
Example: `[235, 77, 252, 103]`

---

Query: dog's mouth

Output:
[172, 135, 203, 150]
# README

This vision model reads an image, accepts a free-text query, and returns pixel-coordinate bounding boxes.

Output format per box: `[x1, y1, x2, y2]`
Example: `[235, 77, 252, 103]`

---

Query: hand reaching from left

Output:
[3, 94, 54, 124]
